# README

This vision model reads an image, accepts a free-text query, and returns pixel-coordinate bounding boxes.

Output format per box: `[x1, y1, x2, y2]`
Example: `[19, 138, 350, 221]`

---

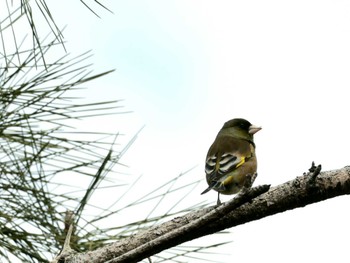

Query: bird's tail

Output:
[201, 186, 212, 195]
[201, 186, 213, 195]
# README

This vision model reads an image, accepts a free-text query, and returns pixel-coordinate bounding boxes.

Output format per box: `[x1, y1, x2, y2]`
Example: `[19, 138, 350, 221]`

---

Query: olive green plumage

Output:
[201, 118, 261, 204]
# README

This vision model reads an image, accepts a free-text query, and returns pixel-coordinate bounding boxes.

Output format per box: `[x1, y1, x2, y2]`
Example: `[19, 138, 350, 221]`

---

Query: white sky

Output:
[34, 1, 350, 262]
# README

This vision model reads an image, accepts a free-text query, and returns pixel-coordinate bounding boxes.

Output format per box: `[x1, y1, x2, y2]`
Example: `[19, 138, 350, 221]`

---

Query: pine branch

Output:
[59, 164, 350, 263]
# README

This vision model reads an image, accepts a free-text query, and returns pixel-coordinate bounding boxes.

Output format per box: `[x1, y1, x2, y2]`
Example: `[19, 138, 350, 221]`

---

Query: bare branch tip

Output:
[306, 161, 322, 189]
[51, 219, 76, 263]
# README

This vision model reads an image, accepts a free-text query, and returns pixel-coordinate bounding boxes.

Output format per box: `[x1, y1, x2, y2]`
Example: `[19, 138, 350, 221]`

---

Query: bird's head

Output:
[221, 118, 262, 141]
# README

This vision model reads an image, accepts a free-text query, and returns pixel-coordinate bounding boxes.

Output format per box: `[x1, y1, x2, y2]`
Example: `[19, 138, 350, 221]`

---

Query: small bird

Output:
[201, 118, 261, 205]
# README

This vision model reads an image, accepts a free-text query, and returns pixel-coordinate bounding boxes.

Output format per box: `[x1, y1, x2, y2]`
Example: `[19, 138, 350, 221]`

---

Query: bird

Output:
[201, 118, 261, 205]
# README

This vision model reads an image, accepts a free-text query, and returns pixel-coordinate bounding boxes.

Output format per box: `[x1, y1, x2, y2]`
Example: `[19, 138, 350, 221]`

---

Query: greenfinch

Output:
[201, 118, 261, 205]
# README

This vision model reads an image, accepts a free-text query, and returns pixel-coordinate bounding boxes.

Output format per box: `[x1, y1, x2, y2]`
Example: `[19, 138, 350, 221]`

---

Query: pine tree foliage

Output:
[0, 2, 217, 262]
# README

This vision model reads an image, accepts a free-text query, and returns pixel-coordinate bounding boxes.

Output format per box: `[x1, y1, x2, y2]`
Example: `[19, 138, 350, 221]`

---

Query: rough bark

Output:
[59, 165, 350, 263]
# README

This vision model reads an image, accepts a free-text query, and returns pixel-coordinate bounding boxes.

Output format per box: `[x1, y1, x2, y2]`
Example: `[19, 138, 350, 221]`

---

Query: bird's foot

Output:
[216, 192, 222, 206]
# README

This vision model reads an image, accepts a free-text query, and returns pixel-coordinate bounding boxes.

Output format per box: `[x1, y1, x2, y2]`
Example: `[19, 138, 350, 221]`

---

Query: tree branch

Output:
[63, 165, 350, 263]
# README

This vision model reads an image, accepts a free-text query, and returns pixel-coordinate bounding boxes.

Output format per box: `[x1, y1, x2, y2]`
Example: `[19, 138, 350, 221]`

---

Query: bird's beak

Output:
[249, 125, 262, 135]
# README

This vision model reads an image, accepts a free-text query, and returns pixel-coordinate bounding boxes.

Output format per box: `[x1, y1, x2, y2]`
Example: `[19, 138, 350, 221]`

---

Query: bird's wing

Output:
[205, 136, 254, 182]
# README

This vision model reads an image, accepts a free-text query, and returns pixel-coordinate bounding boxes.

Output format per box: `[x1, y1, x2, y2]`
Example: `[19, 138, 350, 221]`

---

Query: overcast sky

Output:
[43, 1, 350, 262]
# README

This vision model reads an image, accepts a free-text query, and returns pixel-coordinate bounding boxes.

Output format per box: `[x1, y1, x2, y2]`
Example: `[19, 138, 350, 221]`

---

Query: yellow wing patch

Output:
[222, 175, 234, 186]
[215, 159, 220, 171]
[235, 156, 245, 168]
[221, 157, 244, 186]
